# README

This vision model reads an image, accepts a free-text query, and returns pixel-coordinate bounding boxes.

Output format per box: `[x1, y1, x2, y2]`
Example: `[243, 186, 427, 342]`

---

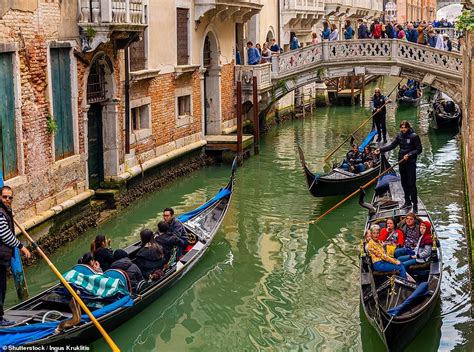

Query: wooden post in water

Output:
[310, 88, 313, 115]
[252, 76, 260, 154]
[361, 74, 366, 106]
[302, 91, 305, 118]
[351, 74, 355, 105]
[236, 80, 243, 159]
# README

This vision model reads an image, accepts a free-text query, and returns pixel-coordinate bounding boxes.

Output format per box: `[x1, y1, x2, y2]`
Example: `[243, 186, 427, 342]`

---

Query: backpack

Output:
[373, 24, 382, 39]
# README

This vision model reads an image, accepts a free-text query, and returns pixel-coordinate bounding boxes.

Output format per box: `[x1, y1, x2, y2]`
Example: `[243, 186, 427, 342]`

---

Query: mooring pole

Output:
[362, 74, 366, 106]
[252, 76, 260, 154]
[351, 74, 355, 105]
[236, 80, 243, 160]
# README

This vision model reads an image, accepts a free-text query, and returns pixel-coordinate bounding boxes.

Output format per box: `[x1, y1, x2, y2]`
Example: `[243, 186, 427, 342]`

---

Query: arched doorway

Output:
[266, 29, 274, 43]
[203, 32, 221, 135]
[86, 53, 114, 189]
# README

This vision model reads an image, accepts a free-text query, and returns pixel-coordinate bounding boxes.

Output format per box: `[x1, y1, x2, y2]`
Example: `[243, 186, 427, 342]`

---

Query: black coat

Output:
[110, 257, 144, 291]
[380, 128, 422, 162]
[155, 232, 186, 261]
[93, 247, 114, 271]
[346, 150, 363, 165]
[135, 245, 165, 279]
[371, 94, 387, 116]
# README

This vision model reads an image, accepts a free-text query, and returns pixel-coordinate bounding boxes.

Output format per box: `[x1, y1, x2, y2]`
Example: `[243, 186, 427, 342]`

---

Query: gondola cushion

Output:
[375, 174, 400, 195]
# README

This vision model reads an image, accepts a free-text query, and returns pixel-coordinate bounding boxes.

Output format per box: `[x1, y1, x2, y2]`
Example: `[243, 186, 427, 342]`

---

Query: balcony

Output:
[78, 0, 147, 52]
[194, 0, 263, 26]
[281, 0, 325, 35]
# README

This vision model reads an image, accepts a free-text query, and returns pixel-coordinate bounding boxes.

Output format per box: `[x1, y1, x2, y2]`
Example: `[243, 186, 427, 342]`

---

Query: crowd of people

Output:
[77, 207, 190, 293]
[244, 17, 458, 65]
[365, 213, 434, 281]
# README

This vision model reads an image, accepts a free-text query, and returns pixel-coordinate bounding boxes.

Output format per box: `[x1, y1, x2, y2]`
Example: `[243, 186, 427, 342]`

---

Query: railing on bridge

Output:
[270, 39, 462, 80]
[235, 62, 272, 92]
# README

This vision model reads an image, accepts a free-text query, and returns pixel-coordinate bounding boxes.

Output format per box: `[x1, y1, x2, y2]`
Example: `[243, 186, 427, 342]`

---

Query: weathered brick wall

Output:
[0, 1, 88, 223]
[221, 62, 235, 123]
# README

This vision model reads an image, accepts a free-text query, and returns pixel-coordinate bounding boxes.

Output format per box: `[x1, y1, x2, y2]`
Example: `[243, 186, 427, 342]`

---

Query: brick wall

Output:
[220, 62, 235, 123]
[0, 2, 88, 223]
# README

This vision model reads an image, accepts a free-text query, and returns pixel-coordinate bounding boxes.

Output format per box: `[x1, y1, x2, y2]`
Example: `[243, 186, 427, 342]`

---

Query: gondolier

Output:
[370, 88, 390, 143]
[376, 121, 422, 213]
[0, 186, 31, 326]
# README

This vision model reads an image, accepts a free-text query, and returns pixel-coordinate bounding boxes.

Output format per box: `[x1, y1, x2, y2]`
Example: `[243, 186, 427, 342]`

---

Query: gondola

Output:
[297, 131, 386, 197]
[359, 157, 442, 352]
[396, 90, 422, 106]
[0, 160, 237, 348]
[429, 91, 461, 128]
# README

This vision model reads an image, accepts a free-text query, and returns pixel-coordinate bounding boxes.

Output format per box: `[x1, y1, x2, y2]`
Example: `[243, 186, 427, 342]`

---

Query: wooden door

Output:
[0, 53, 17, 179]
[87, 104, 104, 189]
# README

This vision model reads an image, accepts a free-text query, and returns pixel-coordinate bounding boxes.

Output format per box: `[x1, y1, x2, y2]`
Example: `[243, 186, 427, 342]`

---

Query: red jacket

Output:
[379, 228, 405, 246]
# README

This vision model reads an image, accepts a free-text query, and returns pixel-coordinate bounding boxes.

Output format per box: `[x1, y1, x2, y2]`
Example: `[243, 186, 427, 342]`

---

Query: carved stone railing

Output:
[271, 40, 463, 80]
[235, 63, 272, 92]
[78, 0, 145, 25]
[435, 28, 462, 39]
[294, 0, 325, 11]
[77, 0, 147, 52]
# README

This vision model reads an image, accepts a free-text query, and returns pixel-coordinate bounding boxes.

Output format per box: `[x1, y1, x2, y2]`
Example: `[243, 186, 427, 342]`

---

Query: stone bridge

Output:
[235, 39, 463, 115]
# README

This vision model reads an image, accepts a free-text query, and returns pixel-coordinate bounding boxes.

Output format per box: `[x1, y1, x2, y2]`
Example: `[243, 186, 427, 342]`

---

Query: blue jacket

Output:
[428, 36, 437, 48]
[344, 26, 354, 39]
[247, 47, 260, 65]
[322, 28, 330, 40]
[406, 29, 418, 43]
[358, 24, 369, 39]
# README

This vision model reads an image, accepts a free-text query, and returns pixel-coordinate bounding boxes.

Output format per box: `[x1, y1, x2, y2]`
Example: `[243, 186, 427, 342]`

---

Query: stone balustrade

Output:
[78, 0, 145, 25]
[294, 0, 325, 11]
[235, 63, 273, 92]
[271, 40, 462, 79]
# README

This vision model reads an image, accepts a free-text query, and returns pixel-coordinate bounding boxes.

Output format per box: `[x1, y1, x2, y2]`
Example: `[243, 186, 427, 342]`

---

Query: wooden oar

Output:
[312, 159, 405, 223]
[323, 79, 403, 163]
[13, 219, 120, 352]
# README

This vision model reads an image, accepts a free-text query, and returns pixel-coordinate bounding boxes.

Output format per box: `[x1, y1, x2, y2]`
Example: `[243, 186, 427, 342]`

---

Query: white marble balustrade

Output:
[78, 0, 145, 25]
[235, 63, 273, 91]
[268, 39, 462, 81]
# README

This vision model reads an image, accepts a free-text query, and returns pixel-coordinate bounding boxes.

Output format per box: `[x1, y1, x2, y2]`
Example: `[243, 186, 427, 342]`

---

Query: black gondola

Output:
[359, 158, 442, 352]
[429, 91, 461, 128]
[297, 137, 385, 197]
[396, 90, 422, 106]
[0, 160, 237, 347]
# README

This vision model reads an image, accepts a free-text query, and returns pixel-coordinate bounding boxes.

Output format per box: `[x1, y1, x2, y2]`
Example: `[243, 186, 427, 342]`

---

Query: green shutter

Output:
[51, 48, 74, 160]
[0, 53, 18, 179]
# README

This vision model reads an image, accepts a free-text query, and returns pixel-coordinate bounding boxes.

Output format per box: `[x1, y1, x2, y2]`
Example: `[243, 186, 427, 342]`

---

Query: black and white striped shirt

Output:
[0, 213, 21, 248]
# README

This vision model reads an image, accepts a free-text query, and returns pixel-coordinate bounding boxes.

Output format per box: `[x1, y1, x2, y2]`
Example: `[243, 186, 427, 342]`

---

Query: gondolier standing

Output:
[0, 186, 30, 326]
[376, 121, 422, 213]
[370, 88, 390, 143]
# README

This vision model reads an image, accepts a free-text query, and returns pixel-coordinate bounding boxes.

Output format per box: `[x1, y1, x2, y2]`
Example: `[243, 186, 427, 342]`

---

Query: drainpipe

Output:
[277, 0, 281, 48]
[125, 47, 131, 154]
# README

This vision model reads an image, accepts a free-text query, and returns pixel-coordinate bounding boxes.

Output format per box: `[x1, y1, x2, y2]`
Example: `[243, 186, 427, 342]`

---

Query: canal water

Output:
[6, 77, 472, 351]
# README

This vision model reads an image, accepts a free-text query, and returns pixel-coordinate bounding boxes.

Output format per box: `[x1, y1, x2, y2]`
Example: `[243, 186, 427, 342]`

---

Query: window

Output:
[50, 47, 74, 160]
[176, 8, 189, 65]
[177, 95, 191, 117]
[131, 104, 150, 131]
[0, 52, 18, 179]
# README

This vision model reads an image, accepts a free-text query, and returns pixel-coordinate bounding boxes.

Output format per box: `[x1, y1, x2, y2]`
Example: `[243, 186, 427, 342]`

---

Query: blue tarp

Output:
[177, 188, 231, 223]
[358, 130, 378, 152]
[0, 295, 134, 347]
[387, 282, 429, 316]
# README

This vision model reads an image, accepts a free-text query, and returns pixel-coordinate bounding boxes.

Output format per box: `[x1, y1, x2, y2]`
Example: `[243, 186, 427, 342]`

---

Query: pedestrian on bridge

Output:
[370, 87, 390, 143]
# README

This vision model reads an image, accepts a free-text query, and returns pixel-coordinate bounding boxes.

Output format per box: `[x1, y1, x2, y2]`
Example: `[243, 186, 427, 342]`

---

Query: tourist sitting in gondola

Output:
[90, 234, 114, 271]
[77, 252, 103, 273]
[163, 207, 189, 245]
[362, 145, 378, 169]
[135, 229, 166, 280]
[156, 221, 188, 260]
[397, 221, 433, 270]
[405, 86, 420, 99]
[379, 218, 405, 257]
[394, 212, 420, 258]
[441, 100, 456, 114]
[110, 249, 144, 292]
[366, 224, 408, 279]
[341, 144, 365, 173]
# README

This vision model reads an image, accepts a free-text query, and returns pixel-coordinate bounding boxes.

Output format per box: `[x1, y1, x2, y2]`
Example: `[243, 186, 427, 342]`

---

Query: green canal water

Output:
[6, 77, 473, 351]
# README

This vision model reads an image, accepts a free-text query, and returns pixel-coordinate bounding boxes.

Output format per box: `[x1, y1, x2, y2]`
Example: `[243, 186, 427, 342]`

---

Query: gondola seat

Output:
[104, 269, 133, 294]
[372, 270, 400, 277]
